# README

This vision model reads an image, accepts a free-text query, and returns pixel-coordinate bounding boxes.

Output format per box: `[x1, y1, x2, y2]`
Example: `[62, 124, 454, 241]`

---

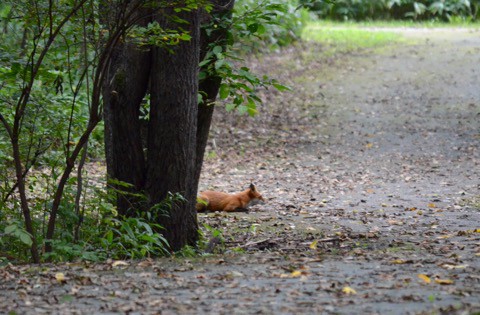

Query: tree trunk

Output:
[102, 1, 235, 251]
[103, 18, 151, 216]
[146, 6, 200, 250]
[193, 0, 236, 191]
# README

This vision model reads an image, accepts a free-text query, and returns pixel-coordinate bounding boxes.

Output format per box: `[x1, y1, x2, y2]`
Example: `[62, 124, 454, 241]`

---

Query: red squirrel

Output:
[196, 183, 265, 212]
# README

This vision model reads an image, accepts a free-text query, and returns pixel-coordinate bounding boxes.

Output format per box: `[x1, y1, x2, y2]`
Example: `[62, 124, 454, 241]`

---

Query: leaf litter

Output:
[1, 28, 480, 314]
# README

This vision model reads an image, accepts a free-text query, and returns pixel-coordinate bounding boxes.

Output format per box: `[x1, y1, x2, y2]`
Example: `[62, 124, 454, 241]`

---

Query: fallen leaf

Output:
[427, 203, 436, 208]
[365, 143, 373, 149]
[435, 278, 454, 285]
[290, 270, 302, 277]
[437, 234, 453, 239]
[387, 220, 404, 226]
[418, 274, 431, 284]
[441, 264, 468, 270]
[137, 258, 154, 268]
[342, 286, 357, 295]
[112, 260, 130, 267]
[55, 272, 66, 284]
[391, 259, 412, 264]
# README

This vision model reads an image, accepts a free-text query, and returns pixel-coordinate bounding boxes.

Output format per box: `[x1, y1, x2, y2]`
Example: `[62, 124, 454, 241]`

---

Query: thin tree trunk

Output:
[194, 0, 235, 192]
[147, 6, 200, 250]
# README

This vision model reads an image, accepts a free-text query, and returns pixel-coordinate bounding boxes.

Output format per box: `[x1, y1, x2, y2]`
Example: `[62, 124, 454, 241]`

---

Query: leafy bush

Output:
[303, 0, 479, 21]
[233, 0, 311, 50]
[100, 217, 170, 259]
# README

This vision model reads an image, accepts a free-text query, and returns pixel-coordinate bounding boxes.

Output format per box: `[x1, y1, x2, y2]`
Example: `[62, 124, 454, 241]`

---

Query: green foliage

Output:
[0, 0, 105, 263]
[233, 0, 311, 49]
[37, 186, 178, 262]
[303, 0, 479, 21]
[199, 0, 301, 115]
[129, 21, 193, 50]
[197, 223, 225, 254]
[203, 223, 224, 241]
[101, 216, 170, 259]
[2, 221, 33, 248]
[199, 45, 289, 116]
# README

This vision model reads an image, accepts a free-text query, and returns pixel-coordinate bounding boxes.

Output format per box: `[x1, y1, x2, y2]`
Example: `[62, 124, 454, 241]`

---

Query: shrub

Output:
[302, 0, 479, 21]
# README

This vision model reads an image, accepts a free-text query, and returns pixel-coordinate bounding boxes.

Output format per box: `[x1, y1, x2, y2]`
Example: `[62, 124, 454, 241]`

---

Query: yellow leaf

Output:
[280, 270, 303, 278]
[391, 259, 409, 264]
[112, 260, 129, 267]
[365, 143, 373, 149]
[342, 286, 357, 295]
[55, 272, 66, 283]
[475, 228, 480, 233]
[437, 234, 453, 239]
[427, 203, 436, 208]
[290, 270, 302, 277]
[435, 278, 454, 285]
[309, 240, 318, 250]
[418, 274, 431, 284]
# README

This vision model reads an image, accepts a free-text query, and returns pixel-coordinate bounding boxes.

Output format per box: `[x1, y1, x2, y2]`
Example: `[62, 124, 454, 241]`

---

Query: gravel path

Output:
[1, 28, 479, 315]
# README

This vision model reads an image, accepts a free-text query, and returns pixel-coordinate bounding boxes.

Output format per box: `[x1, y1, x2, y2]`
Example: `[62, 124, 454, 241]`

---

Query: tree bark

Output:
[146, 6, 200, 250]
[101, 1, 236, 251]
[194, 0, 235, 192]
[103, 12, 151, 216]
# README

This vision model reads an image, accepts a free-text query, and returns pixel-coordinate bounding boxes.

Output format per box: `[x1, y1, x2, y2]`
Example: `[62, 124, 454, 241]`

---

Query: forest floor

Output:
[1, 27, 480, 314]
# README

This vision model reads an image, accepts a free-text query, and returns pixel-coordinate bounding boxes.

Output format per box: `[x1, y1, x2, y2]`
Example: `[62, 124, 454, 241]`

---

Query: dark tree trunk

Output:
[102, 0, 235, 251]
[103, 15, 151, 216]
[194, 0, 236, 192]
[145, 7, 200, 250]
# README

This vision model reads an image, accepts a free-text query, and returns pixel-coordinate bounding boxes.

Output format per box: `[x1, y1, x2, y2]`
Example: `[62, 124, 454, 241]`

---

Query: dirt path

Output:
[1, 28, 479, 314]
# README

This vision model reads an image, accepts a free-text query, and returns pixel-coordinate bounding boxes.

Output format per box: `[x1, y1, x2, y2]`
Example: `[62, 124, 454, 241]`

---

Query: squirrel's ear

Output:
[249, 183, 256, 191]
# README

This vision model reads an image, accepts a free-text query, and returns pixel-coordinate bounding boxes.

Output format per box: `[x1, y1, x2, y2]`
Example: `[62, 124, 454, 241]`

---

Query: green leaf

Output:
[212, 45, 223, 54]
[247, 107, 258, 117]
[106, 230, 113, 244]
[225, 103, 236, 112]
[214, 59, 225, 70]
[237, 105, 248, 115]
[219, 84, 230, 99]
[19, 232, 33, 246]
[247, 23, 259, 33]
[257, 23, 266, 35]
[4, 224, 16, 234]
[273, 82, 291, 91]
[199, 59, 211, 68]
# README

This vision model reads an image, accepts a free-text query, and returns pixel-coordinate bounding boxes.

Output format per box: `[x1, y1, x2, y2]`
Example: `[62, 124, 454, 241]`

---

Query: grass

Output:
[309, 19, 480, 29]
[302, 24, 401, 50]
[302, 19, 480, 54]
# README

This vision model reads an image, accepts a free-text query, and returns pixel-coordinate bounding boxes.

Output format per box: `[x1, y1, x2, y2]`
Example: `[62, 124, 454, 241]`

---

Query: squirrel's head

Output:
[248, 183, 265, 204]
